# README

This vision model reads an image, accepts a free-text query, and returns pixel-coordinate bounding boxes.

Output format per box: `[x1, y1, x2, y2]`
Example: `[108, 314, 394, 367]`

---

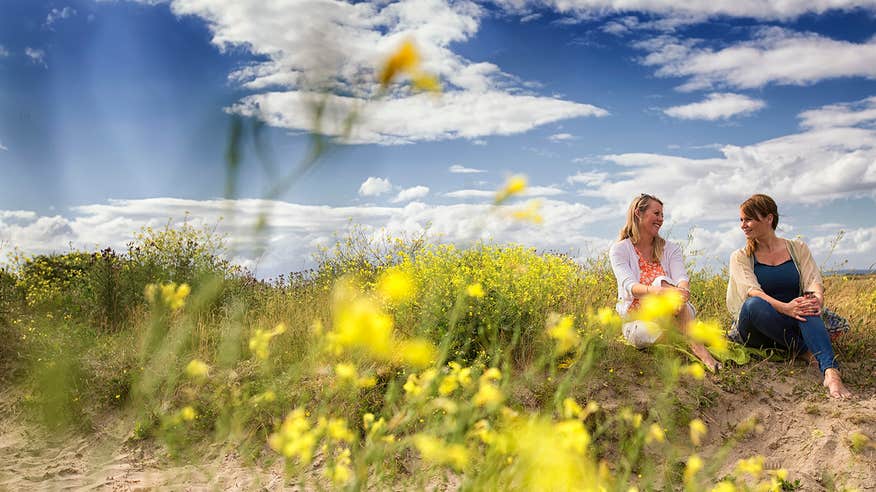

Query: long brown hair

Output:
[740, 194, 779, 256]
[618, 193, 665, 262]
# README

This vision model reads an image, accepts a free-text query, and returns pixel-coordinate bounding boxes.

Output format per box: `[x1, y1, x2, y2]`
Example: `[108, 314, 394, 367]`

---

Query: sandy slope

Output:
[1, 366, 873, 491]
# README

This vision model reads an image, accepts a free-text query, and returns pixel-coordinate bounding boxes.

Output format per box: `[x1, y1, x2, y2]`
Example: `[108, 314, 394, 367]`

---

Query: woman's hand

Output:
[781, 297, 813, 321]
[802, 291, 823, 316]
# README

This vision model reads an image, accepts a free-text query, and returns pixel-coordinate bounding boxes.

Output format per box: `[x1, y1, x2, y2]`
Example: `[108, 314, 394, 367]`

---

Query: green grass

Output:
[1, 225, 873, 490]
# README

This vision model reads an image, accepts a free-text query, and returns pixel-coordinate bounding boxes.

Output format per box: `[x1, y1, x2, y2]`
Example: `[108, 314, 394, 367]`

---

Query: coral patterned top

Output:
[628, 247, 666, 312]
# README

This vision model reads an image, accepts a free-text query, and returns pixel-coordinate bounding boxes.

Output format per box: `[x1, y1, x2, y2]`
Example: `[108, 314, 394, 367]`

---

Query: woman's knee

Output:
[741, 296, 770, 315]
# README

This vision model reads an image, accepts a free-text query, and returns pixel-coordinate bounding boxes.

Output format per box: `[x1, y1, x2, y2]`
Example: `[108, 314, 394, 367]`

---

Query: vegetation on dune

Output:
[2, 219, 872, 491]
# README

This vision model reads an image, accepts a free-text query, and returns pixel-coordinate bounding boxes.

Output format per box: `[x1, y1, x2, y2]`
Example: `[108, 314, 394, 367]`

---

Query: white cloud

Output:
[548, 132, 576, 142]
[25, 47, 47, 67]
[584, 97, 876, 223]
[567, 171, 609, 187]
[45, 6, 77, 28]
[520, 13, 543, 22]
[393, 185, 430, 203]
[493, 0, 876, 21]
[135, 0, 607, 145]
[446, 185, 566, 199]
[231, 90, 607, 145]
[637, 28, 876, 91]
[0, 45, 9, 57]
[358, 177, 393, 197]
[0, 198, 615, 278]
[449, 164, 485, 173]
[663, 93, 765, 120]
[0, 142, 7, 151]
[798, 96, 876, 129]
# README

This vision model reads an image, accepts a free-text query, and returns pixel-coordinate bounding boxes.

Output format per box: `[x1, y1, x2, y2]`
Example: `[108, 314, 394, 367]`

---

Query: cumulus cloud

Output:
[0, 45, 9, 57]
[45, 6, 77, 28]
[567, 171, 609, 187]
[231, 90, 607, 145]
[25, 47, 47, 67]
[637, 28, 876, 92]
[584, 97, 876, 223]
[663, 93, 766, 120]
[548, 132, 576, 142]
[358, 177, 392, 196]
[493, 0, 876, 22]
[446, 185, 566, 200]
[137, 0, 607, 145]
[449, 164, 486, 173]
[798, 96, 876, 129]
[392, 185, 430, 203]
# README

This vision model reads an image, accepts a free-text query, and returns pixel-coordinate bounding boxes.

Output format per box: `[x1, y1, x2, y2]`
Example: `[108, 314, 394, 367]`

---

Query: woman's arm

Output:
[609, 241, 657, 298]
[747, 288, 811, 322]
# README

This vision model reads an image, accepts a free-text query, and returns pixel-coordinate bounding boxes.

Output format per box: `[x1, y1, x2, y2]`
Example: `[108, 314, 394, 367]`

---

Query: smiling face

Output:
[739, 208, 772, 240]
[637, 200, 664, 239]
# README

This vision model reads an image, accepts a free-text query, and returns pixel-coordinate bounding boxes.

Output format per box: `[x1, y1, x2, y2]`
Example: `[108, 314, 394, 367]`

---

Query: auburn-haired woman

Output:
[727, 194, 851, 399]
[609, 194, 721, 371]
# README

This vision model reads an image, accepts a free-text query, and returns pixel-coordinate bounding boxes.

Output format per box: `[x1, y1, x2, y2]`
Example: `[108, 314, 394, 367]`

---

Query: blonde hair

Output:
[740, 194, 779, 257]
[618, 193, 665, 262]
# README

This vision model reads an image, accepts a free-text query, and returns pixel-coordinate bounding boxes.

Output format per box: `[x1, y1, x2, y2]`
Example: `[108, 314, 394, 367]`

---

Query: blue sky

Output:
[1, 0, 875, 277]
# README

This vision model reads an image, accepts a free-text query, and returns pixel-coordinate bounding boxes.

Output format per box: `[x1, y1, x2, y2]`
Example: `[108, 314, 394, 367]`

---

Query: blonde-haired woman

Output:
[727, 194, 851, 399]
[609, 194, 721, 371]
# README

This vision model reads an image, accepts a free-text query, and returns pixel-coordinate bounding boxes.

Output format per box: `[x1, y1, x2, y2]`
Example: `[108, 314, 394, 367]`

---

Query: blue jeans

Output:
[736, 297, 839, 373]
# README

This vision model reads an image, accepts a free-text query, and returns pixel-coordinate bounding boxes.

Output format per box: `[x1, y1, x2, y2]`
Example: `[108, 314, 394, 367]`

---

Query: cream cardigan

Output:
[725, 238, 823, 319]
[609, 238, 690, 317]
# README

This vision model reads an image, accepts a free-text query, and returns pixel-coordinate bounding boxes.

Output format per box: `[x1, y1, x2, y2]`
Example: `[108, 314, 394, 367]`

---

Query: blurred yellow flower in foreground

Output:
[413, 434, 469, 471]
[511, 199, 543, 224]
[735, 455, 764, 478]
[466, 282, 485, 298]
[376, 268, 415, 303]
[248, 323, 287, 360]
[546, 313, 579, 354]
[144, 281, 191, 310]
[379, 39, 441, 92]
[688, 319, 729, 354]
[689, 418, 708, 446]
[185, 359, 209, 379]
[636, 289, 683, 321]
[684, 454, 703, 485]
[495, 174, 527, 204]
[180, 406, 196, 422]
[646, 423, 665, 443]
[682, 363, 706, 380]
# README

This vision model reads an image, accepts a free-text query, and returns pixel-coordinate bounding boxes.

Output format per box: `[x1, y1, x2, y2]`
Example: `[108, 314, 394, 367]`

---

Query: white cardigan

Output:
[609, 238, 690, 316]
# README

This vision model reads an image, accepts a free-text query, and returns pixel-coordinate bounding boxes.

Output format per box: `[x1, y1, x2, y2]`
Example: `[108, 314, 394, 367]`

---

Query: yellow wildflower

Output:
[362, 413, 375, 431]
[473, 382, 503, 408]
[396, 339, 437, 368]
[466, 282, 485, 298]
[495, 174, 527, 203]
[325, 448, 352, 486]
[379, 40, 419, 87]
[646, 423, 665, 443]
[326, 418, 354, 443]
[335, 362, 358, 381]
[684, 454, 703, 485]
[268, 408, 317, 464]
[736, 455, 764, 478]
[555, 419, 591, 453]
[688, 320, 729, 354]
[683, 363, 706, 380]
[185, 359, 209, 379]
[411, 72, 441, 92]
[689, 418, 708, 446]
[376, 268, 415, 303]
[636, 289, 683, 321]
[180, 406, 196, 422]
[563, 397, 583, 419]
[546, 314, 579, 354]
[511, 199, 543, 224]
[711, 481, 737, 492]
[248, 323, 287, 360]
[413, 434, 469, 471]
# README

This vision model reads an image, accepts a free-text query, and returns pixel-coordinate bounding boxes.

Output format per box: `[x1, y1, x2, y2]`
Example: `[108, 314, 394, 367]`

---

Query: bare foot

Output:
[823, 368, 853, 399]
[690, 342, 722, 373]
